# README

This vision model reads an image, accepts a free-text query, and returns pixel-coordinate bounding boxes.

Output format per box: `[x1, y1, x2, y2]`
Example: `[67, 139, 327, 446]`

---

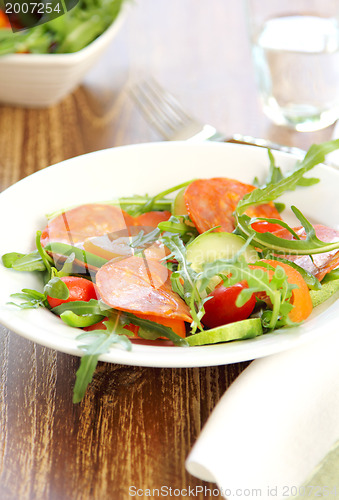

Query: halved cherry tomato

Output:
[47, 276, 97, 309]
[251, 221, 283, 233]
[0, 11, 11, 28]
[202, 281, 256, 329]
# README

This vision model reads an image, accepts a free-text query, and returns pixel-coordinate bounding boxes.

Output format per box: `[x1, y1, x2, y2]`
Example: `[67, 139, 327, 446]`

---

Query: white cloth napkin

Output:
[186, 328, 339, 500]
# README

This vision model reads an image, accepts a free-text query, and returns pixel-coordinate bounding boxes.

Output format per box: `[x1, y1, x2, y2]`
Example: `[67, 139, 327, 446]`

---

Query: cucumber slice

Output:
[186, 318, 262, 346]
[310, 278, 339, 308]
[172, 187, 188, 216]
[186, 232, 259, 272]
[186, 232, 259, 291]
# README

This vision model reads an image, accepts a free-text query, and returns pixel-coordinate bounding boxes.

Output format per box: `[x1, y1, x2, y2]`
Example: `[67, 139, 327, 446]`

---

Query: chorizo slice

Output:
[273, 225, 339, 281]
[135, 210, 171, 227]
[41, 204, 135, 248]
[96, 255, 192, 322]
[184, 178, 281, 233]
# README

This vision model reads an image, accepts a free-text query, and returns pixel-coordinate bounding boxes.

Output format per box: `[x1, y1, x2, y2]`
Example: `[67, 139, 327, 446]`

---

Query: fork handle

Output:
[186, 126, 306, 157]
[226, 134, 306, 157]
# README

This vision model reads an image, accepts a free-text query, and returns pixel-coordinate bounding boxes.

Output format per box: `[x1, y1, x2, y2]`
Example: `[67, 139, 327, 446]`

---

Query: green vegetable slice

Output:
[310, 279, 339, 308]
[186, 318, 262, 346]
[44, 242, 108, 268]
[60, 311, 104, 328]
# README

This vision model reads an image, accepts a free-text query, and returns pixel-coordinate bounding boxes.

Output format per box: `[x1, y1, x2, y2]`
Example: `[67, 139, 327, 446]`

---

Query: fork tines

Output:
[129, 77, 201, 140]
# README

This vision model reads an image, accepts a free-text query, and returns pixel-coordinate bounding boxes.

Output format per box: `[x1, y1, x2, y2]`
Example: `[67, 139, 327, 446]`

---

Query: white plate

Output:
[0, 142, 338, 367]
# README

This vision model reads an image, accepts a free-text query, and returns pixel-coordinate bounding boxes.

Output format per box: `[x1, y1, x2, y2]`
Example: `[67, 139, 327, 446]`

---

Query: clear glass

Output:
[245, 0, 339, 131]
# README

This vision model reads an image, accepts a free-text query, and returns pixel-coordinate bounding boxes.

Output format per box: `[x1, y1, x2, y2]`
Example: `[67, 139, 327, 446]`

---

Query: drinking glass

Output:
[244, 0, 339, 131]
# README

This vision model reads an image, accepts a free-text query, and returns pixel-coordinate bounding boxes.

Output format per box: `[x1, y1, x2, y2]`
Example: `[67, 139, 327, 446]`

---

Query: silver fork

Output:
[129, 77, 306, 156]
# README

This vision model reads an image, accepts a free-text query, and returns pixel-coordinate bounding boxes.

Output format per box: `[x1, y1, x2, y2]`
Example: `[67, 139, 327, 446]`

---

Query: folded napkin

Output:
[186, 328, 339, 499]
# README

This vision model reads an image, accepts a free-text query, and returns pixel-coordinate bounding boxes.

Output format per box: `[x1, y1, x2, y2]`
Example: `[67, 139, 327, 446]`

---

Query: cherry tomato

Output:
[251, 221, 283, 233]
[202, 282, 256, 329]
[0, 11, 11, 28]
[47, 276, 97, 309]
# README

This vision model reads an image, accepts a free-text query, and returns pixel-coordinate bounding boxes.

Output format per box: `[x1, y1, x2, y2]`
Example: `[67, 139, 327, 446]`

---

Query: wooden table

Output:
[0, 1, 335, 499]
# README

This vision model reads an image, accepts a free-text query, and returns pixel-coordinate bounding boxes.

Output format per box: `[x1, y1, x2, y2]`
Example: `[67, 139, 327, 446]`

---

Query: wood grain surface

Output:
[0, 1, 335, 499]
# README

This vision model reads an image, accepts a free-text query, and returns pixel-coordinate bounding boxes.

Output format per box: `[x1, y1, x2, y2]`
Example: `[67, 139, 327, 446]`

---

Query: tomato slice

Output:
[251, 221, 283, 233]
[0, 11, 11, 28]
[202, 281, 256, 329]
[46, 276, 98, 309]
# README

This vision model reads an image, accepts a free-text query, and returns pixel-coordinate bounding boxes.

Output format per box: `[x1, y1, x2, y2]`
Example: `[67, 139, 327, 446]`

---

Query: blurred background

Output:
[0, 0, 333, 191]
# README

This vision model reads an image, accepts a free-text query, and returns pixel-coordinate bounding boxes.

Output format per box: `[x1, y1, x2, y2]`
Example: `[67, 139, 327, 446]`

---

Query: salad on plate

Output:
[2, 140, 339, 402]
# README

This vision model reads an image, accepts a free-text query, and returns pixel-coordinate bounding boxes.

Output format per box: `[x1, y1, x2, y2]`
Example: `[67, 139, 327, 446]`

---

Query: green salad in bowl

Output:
[0, 0, 128, 54]
[0, 0, 129, 107]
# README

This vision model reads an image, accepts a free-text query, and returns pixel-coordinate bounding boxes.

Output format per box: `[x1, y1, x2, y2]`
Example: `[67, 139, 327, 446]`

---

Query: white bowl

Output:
[0, 7, 127, 108]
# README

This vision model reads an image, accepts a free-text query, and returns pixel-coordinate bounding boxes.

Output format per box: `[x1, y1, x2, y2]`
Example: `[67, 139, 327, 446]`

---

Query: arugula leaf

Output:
[120, 311, 188, 346]
[2, 252, 25, 268]
[102, 181, 195, 217]
[197, 258, 295, 330]
[1, 240, 76, 276]
[274, 202, 286, 214]
[73, 314, 132, 403]
[235, 141, 339, 256]
[57, 253, 76, 277]
[158, 215, 199, 243]
[12, 251, 47, 272]
[139, 180, 194, 215]
[9, 274, 71, 309]
[9, 289, 48, 309]
[118, 197, 173, 217]
[44, 276, 70, 300]
[237, 208, 339, 256]
[129, 227, 161, 250]
[160, 233, 206, 332]
[35, 231, 53, 279]
[237, 140, 339, 215]
[51, 298, 109, 316]
[44, 241, 107, 269]
[2, 247, 49, 273]
[253, 148, 320, 189]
